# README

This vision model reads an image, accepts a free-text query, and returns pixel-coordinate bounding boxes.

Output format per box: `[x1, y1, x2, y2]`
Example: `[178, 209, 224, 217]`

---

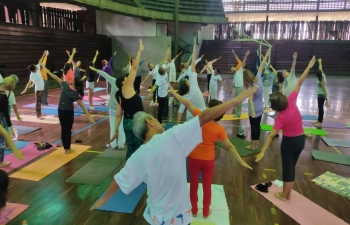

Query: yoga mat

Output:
[23, 103, 58, 109]
[5, 141, 30, 156]
[221, 114, 249, 121]
[95, 183, 147, 214]
[11, 115, 60, 124]
[215, 138, 261, 157]
[260, 124, 327, 136]
[303, 121, 346, 129]
[312, 150, 350, 166]
[302, 115, 318, 120]
[84, 87, 106, 93]
[99, 95, 109, 99]
[73, 100, 104, 106]
[192, 221, 216, 225]
[186, 158, 203, 180]
[187, 183, 230, 225]
[3, 142, 57, 173]
[66, 149, 125, 185]
[41, 108, 83, 116]
[75, 105, 109, 112]
[251, 182, 349, 225]
[322, 137, 350, 148]
[242, 103, 248, 108]
[82, 96, 103, 101]
[13, 125, 41, 135]
[10, 144, 90, 181]
[0, 202, 29, 224]
[312, 171, 350, 199]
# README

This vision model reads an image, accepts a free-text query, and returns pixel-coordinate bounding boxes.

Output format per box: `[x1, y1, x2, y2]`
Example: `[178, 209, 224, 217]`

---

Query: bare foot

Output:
[314, 122, 322, 127]
[65, 149, 73, 154]
[0, 161, 11, 167]
[312, 121, 319, 124]
[275, 192, 287, 202]
[38, 116, 45, 120]
[203, 210, 212, 219]
[246, 145, 256, 150]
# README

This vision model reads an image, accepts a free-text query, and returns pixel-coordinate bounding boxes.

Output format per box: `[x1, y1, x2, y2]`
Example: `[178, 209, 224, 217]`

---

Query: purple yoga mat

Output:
[3, 142, 57, 173]
[303, 121, 346, 129]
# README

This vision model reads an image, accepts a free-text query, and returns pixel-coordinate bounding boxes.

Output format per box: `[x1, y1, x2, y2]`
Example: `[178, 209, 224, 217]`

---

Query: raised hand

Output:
[114, 51, 117, 55]
[96, 50, 99, 55]
[307, 56, 316, 69]
[72, 48, 77, 54]
[293, 52, 297, 59]
[245, 50, 250, 56]
[139, 39, 144, 51]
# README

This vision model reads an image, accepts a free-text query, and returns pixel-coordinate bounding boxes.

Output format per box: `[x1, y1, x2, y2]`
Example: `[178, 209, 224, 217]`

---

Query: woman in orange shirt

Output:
[169, 85, 252, 218]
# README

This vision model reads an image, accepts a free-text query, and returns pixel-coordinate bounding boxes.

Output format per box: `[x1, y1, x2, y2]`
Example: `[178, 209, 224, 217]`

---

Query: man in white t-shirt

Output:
[209, 68, 228, 100]
[282, 52, 297, 97]
[91, 85, 258, 225]
[167, 51, 182, 83]
[21, 50, 47, 119]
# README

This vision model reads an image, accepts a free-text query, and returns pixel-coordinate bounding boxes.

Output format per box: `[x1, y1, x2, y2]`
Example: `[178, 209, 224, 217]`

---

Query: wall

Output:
[167, 22, 202, 45]
[202, 24, 215, 40]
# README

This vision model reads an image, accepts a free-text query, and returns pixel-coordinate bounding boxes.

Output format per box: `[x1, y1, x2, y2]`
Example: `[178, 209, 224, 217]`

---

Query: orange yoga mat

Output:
[10, 144, 91, 181]
[221, 114, 249, 121]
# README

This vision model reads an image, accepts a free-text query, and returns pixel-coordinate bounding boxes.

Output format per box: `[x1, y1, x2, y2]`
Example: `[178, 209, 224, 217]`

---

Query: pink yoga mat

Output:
[251, 182, 349, 225]
[3, 142, 57, 173]
[82, 96, 103, 101]
[303, 121, 346, 129]
[0, 202, 29, 224]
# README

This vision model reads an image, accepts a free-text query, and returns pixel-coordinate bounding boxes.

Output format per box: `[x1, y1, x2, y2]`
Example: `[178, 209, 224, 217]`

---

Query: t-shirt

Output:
[5, 90, 15, 106]
[74, 68, 81, 78]
[87, 69, 97, 82]
[155, 74, 169, 98]
[0, 91, 11, 127]
[63, 69, 74, 84]
[58, 81, 81, 110]
[317, 73, 327, 95]
[248, 71, 264, 117]
[283, 68, 296, 97]
[30, 64, 44, 91]
[176, 58, 202, 83]
[209, 74, 222, 87]
[167, 59, 176, 73]
[273, 91, 303, 137]
[114, 116, 202, 225]
[149, 65, 159, 80]
[97, 70, 117, 110]
[189, 109, 227, 160]
[233, 67, 244, 88]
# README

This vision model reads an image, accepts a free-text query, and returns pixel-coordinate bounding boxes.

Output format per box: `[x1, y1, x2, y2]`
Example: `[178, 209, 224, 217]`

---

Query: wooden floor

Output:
[6, 74, 350, 225]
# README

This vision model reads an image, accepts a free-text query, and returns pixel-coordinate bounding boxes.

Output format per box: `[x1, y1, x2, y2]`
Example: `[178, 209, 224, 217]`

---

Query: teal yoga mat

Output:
[322, 137, 350, 148]
[312, 150, 350, 166]
[269, 115, 318, 120]
[5, 141, 30, 155]
[96, 183, 147, 213]
[41, 108, 83, 116]
[75, 105, 109, 112]
[84, 87, 106, 93]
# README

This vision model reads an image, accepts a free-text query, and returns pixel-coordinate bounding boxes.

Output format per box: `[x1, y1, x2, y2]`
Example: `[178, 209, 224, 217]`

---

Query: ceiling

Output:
[226, 11, 350, 22]
[40, 2, 87, 11]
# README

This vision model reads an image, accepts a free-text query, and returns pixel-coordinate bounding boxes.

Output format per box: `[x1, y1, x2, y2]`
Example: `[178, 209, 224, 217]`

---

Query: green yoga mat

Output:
[66, 149, 125, 185]
[260, 124, 327, 136]
[312, 150, 350, 166]
[215, 138, 261, 157]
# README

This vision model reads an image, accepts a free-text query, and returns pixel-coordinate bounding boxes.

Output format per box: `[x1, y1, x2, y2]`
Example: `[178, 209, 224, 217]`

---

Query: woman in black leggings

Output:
[313, 58, 329, 127]
[43, 64, 94, 154]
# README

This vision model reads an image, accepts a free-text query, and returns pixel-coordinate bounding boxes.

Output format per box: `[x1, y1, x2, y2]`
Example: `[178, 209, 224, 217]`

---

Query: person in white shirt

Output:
[200, 56, 222, 93]
[176, 55, 203, 83]
[146, 65, 170, 126]
[167, 51, 182, 83]
[91, 85, 258, 225]
[0, 73, 22, 122]
[177, 46, 207, 124]
[282, 52, 297, 97]
[141, 51, 169, 106]
[209, 68, 228, 100]
[21, 50, 47, 120]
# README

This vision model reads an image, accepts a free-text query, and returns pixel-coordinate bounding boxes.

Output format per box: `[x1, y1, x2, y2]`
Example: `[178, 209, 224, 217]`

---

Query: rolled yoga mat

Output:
[0, 202, 29, 224]
[187, 183, 230, 225]
[251, 181, 349, 225]
[84, 87, 106, 93]
[312, 150, 350, 166]
[95, 183, 147, 214]
[260, 124, 327, 136]
[13, 125, 41, 135]
[303, 121, 347, 129]
[10, 144, 90, 181]
[66, 149, 125, 185]
[322, 137, 350, 148]
[41, 108, 83, 116]
[5, 141, 30, 156]
[215, 138, 261, 157]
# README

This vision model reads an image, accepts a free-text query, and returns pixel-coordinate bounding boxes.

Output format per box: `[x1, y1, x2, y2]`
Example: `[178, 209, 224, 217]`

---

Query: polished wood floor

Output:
[6, 74, 350, 225]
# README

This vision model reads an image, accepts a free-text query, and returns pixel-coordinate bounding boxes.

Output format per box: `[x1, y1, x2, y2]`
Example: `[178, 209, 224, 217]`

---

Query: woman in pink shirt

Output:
[255, 56, 316, 202]
[200, 56, 222, 92]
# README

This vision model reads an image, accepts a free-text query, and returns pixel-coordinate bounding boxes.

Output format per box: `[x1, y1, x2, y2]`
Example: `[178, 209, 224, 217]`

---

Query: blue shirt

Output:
[248, 71, 264, 117]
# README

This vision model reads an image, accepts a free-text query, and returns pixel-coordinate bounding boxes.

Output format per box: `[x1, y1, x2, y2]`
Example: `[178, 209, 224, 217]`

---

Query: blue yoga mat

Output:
[23, 103, 58, 109]
[141, 96, 146, 100]
[41, 108, 83, 116]
[302, 115, 318, 120]
[5, 141, 30, 156]
[84, 87, 106, 93]
[186, 158, 203, 180]
[76, 105, 109, 112]
[96, 183, 147, 213]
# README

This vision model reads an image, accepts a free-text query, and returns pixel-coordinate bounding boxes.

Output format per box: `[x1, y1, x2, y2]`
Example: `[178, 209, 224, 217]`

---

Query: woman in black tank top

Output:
[111, 40, 145, 161]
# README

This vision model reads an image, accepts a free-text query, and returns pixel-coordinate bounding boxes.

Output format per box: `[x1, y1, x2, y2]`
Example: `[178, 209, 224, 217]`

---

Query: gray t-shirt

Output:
[58, 81, 81, 110]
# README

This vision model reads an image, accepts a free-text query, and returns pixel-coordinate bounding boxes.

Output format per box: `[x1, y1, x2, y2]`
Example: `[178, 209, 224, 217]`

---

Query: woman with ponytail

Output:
[43, 65, 95, 154]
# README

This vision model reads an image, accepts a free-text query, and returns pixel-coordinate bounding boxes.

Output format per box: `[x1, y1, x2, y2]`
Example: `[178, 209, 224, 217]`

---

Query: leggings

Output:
[206, 74, 212, 91]
[134, 76, 141, 95]
[234, 87, 243, 116]
[58, 109, 74, 150]
[317, 94, 325, 123]
[152, 79, 158, 103]
[42, 80, 48, 106]
[188, 157, 214, 217]
[35, 90, 44, 118]
[0, 113, 7, 163]
[249, 115, 262, 140]
[123, 118, 143, 160]
[209, 85, 217, 100]
[157, 95, 168, 123]
[281, 134, 305, 182]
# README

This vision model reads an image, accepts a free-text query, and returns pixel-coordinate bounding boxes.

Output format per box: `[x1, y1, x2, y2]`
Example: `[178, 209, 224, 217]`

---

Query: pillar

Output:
[315, 15, 318, 40]
[264, 16, 269, 39]
[174, 0, 179, 69]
